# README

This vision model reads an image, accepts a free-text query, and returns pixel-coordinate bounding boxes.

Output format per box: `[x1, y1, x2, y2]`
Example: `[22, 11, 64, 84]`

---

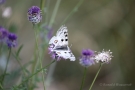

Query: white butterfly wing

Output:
[54, 47, 75, 61]
[56, 25, 68, 45]
[49, 36, 64, 50]
[49, 25, 68, 47]
[49, 36, 57, 45]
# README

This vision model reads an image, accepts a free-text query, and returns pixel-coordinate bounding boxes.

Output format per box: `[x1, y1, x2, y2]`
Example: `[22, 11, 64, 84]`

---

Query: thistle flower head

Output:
[79, 49, 95, 67]
[48, 44, 62, 61]
[0, 26, 8, 42]
[94, 50, 113, 63]
[6, 33, 17, 48]
[27, 6, 42, 24]
[50, 51, 61, 61]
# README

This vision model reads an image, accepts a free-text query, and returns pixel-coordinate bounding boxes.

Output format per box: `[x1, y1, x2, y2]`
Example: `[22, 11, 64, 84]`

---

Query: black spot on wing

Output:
[65, 39, 68, 41]
[61, 39, 64, 42]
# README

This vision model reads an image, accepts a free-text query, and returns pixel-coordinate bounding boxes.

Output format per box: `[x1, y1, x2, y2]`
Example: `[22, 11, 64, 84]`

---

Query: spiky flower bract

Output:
[79, 49, 95, 67]
[94, 50, 113, 63]
[27, 6, 42, 24]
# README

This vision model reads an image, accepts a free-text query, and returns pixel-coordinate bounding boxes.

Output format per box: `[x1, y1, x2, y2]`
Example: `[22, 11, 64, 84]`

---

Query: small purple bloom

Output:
[0, 26, 8, 43]
[6, 33, 17, 48]
[27, 6, 42, 24]
[79, 49, 95, 67]
[0, 0, 5, 4]
[48, 44, 62, 61]
[50, 51, 61, 61]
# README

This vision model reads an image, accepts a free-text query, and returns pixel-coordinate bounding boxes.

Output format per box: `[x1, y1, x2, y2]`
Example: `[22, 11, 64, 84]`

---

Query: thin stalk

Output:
[40, 0, 46, 11]
[0, 83, 3, 90]
[0, 43, 3, 54]
[18, 60, 55, 87]
[80, 67, 87, 90]
[61, 0, 84, 25]
[48, 0, 61, 27]
[89, 63, 103, 90]
[34, 25, 46, 90]
[30, 45, 37, 83]
[16, 58, 26, 76]
[1, 48, 11, 85]
[45, 0, 51, 24]
[12, 50, 27, 76]
[40, 0, 46, 25]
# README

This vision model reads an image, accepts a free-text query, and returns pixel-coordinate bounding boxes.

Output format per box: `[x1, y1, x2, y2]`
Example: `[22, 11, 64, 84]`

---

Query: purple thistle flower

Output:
[50, 51, 61, 61]
[27, 6, 42, 24]
[0, 0, 5, 4]
[79, 49, 95, 67]
[0, 26, 8, 43]
[6, 33, 17, 48]
[48, 44, 62, 61]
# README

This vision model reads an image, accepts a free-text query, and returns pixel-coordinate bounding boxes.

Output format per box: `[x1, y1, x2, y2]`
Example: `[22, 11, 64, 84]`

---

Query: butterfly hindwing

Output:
[54, 48, 75, 61]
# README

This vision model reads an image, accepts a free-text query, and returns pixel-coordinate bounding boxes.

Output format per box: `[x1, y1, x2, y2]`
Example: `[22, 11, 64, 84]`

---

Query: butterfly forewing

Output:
[56, 25, 68, 45]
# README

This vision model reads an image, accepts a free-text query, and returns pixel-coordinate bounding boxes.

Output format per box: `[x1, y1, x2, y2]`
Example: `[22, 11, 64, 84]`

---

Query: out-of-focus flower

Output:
[79, 49, 95, 67]
[46, 26, 53, 40]
[0, 0, 5, 4]
[0, 26, 8, 43]
[40, 25, 53, 42]
[2, 7, 12, 18]
[27, 6, 42, 24]
[94, 50, 113, 63]
[6, 33, 17, 48]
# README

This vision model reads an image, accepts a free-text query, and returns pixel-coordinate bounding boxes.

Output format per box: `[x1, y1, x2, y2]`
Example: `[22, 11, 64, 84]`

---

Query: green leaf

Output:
[16, 44, 23, 57]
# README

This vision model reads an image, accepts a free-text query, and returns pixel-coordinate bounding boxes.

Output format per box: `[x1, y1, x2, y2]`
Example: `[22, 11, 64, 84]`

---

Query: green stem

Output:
[61, 0, 84, 25]
[16, 58, 26, 76]
[0, 83, 3, 90]
[1, 48, 11, 85]
[34, 25, 46, 90]
[40, 0, 46, 11]
[30, 45, 37, 84]
[89, 63, 103, 90]
[48, 0, 61, 27]
[80, 67, 87, 90]
[45, 0, 51, 24]
[18, 60, 55, 87]
[0, 43, 3, 54]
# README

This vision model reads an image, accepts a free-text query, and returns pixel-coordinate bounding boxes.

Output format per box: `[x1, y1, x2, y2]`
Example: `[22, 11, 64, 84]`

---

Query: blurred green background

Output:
[0, 0, 135, 90]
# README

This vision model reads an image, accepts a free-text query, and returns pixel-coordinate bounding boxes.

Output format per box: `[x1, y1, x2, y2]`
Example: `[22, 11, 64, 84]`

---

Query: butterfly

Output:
[49, 25, 75, 61]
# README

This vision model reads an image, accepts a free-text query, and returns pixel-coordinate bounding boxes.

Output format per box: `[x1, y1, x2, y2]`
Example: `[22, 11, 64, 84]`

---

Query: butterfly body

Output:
[49, 25, 75, 61]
